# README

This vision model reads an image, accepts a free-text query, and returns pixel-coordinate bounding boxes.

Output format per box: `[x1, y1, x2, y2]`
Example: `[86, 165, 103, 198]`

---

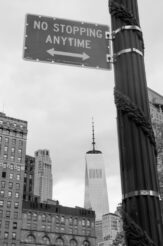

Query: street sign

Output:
[23, 14, 111, 70]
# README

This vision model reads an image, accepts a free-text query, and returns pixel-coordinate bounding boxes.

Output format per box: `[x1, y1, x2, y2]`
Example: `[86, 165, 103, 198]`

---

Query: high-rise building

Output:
[84, 121, 109, 246]
[0, 112, 27, 246]
[23, 155, 35, 201]
[102, 213, 122, 246]
[148, 88, 163, 199]
[34, 149, 53, 202]
[84, 121, 109, 220]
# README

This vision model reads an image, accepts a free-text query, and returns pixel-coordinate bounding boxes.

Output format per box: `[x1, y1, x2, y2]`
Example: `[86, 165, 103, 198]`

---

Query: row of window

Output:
[25, 213, 92, 227]
[0, 129, 24, 138]
[2, 231, 16, 240]
[1, 172, 21, 180]
[25, 234, 90, 246]
[2, 243, 16, 246]
[0, 200, 19, 209]
[0, 190, 20, 198]
[0, 153, 22, 162]
[0, 136, 23, 146]
[1, 181, 20, 189]
[25, 222, 91, 235]
[0, 220, 17, 229]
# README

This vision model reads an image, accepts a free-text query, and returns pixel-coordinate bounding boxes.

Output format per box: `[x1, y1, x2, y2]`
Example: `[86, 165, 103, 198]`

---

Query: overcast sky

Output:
[0, 0, 163, 213]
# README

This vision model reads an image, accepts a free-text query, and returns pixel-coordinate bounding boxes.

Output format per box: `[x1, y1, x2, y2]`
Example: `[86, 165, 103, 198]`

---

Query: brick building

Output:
[0, 112, 27, 246]
[20, 201, 96, 246]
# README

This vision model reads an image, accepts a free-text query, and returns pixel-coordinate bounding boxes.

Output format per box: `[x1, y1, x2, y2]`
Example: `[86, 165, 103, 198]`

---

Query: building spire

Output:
[92, 118, 96, 151]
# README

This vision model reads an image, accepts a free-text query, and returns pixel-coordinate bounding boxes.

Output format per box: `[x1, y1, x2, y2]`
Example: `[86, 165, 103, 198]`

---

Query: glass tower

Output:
[84, 121, 109, 221]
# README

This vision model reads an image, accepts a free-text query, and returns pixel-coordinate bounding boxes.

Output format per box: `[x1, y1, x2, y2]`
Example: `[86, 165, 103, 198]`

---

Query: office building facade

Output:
[102, 213, 122, 246]
[0, 112, 27, 246]
[23, 155, 35, 201]
[34, 149, 53, 202]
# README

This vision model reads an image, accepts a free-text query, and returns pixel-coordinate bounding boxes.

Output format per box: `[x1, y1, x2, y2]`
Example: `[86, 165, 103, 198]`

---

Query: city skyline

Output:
[0, 0, 163, 213]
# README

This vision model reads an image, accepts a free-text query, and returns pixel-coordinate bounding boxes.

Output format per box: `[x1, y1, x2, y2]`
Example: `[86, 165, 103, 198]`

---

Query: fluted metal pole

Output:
[109, 0, 163, 245]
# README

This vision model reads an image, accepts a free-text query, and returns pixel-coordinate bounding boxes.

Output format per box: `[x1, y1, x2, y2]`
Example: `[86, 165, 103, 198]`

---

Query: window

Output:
[19, 140, 23, 146]
[4, 232, 9, 239]
[2, 171, 6, 178]
[69, 217, 73, 224]
[42, 236, 50, 245]
[15, 192, 19, 198]
[33, 213, 37, 221]
[5, 221, 10, 229]
[74, 218, 78, 225]
[1, 181, 5, 188]
[26, 235, 35, 243]
[70, 239, 77, 246]
[11, 156, 15, 161]
[8, 191, 12, 198]
[12, 139, 16, 145]
[18, 149, 22, 155]
[82, 219, 85, 226]
[0, 190, 4, 197]
[27, 212, 32, 220]
[6, 211, 10, 218]
[17, 165, 21, 172]
[0, 220, 2, 228]
[11, 244, 16, 246]
[12, 232, 16, 240]
[0, 200, 4, 207]
[7, 201, 11, 208]
[14, 202, 19, 209]
[61, 216, 65, 223]
[15, 183, 20, 189]
[42, 214, 46, 221]
[13, 222, 17, 229]
[0, 136, 2, 142]
[5, 138, 9, 144]
[16, 174, 20, 180]
[3, 154, 7, 160]
[3, 163, 7, 168]
[11, 147, 15, 153]
[9, 173, 13, 179]
[10, 164, 14, 170]
[42, 224, 46, 230]
[4, 146, 8, 152]
[9, 182, 13, 188]
[18, 157, 22, 163]
[14, 212, 18, 219]
[0, 210, 3, 218]
[87, 220, 91, 227]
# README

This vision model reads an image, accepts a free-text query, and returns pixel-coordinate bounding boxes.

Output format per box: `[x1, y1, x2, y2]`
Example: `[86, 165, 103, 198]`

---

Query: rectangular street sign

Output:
[23, 14, 111, 70]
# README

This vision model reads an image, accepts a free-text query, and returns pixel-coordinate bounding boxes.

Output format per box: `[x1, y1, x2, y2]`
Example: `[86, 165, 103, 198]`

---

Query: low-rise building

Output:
[20, 200, 96, 246]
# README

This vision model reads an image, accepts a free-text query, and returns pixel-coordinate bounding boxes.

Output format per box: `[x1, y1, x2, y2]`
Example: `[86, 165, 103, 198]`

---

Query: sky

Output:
[0, 0, 163, 213]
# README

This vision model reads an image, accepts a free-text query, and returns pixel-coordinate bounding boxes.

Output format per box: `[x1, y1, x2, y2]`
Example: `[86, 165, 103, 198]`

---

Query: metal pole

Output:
[109, 0, 163, 245]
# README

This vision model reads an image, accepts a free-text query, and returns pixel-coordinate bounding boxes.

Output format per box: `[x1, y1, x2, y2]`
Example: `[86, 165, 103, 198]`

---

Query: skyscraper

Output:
[84, 121, 109, 221]
[34, 149, 53, 202]
[0, 112, 27, 246]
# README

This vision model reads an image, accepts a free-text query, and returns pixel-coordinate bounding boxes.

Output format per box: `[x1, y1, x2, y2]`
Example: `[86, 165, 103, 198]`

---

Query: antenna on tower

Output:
[92, 117, 96, 152]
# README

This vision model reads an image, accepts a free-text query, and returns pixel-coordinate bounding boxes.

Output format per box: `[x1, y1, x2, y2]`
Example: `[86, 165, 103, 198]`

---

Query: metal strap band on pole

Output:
[122, 190, 160, 199]
[115, 48, 143, 58]
[113, 25, 142, 36]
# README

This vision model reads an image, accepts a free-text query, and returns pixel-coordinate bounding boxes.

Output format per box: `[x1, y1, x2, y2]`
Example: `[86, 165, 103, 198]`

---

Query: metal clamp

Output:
[105, 31, 115, 41]
[122, 190, 160, 200]
[106, 54, 116, 63]
[115, 48, 143, 58]
[113, 25, 142, 38]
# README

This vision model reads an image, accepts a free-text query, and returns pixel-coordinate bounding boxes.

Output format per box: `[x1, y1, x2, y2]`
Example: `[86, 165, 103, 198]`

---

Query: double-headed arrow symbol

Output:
[47, 48, 90, 61]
